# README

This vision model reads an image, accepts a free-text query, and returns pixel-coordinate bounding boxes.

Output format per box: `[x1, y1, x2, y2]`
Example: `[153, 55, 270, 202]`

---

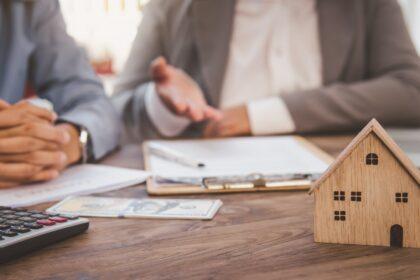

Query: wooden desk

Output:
[1, 136, 419, 280]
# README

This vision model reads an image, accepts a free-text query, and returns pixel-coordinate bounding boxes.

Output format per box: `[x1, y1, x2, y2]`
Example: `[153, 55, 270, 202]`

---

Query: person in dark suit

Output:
[113, 0, 420, 142]
[0, 0, 120, 187]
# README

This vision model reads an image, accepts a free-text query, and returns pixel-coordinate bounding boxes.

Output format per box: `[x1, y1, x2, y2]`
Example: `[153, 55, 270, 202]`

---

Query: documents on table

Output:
[47, 196, 222, 220]
[148, 142, 206, 168]
[147, 136, 329, 178]
[143, 136, 333, 194]
[0, 165, 150, 207]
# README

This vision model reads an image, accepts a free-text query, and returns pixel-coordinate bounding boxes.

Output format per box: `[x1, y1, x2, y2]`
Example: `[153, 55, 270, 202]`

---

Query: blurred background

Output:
[60, 0, 149, 94]
[59, 0, 420, 95]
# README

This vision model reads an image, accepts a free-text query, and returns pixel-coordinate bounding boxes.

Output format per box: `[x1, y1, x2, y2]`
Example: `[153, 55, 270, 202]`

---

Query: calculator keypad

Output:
[0, 205, 88, 264]
[10, 226, 30, 233]
[14, 212, 31, 217]
[0, 230, 17, 237]
[31, 214, 49, 220]
[2, 215, 18, 220]
[18, 217, 36, 223]
[5, 220, 24, 226]
[23, 222, 43, 229]
[0, 207, 79, 239]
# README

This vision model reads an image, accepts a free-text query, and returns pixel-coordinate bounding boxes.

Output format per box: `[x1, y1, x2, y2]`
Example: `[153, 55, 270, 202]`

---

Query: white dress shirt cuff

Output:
[145, 83, 191, 137]
[247, 97, 296, 135]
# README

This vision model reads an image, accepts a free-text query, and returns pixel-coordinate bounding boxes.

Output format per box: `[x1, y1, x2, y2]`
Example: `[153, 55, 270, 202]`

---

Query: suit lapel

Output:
[318, 0, 355, 84]
[191, 0, 236, 106]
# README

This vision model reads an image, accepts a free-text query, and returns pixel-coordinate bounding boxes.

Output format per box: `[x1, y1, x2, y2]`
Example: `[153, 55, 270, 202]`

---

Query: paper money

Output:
[47, 196, 223, 220]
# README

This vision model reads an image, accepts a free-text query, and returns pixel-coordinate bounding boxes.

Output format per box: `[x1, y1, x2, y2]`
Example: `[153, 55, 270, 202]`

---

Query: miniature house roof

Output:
[309, 119, 420, 194]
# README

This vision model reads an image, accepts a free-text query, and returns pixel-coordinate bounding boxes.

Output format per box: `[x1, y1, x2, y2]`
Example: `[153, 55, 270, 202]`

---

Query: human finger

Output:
[185, 102, 205, 122]
[0, 123, 70, 144]
[15, 101, 57, 122]
[22, 123, 70, 144]
[0, 163, 43, 181]
[203, 106, 223, 121]
[29, 169, 60, 182]
[0, 108, 53, 128]
[0, 169, 59, 185]
[0, 151, 67, 167]
[0, 181, 18, 189]
[168, 94, 189, 115]
[157, 88, 189, 115]
[0, 100, 11, 110]
[0, 137, 59, 154]
[151, 56, 170, 83]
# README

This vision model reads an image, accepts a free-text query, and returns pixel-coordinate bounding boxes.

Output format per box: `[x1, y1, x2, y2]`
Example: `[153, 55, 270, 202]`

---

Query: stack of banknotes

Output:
[47, 196, 223, 220]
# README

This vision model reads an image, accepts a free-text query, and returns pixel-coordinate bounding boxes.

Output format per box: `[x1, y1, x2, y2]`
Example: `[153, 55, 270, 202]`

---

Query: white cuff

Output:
[247, 97, 296, 135]
[145, 83, 191, 137]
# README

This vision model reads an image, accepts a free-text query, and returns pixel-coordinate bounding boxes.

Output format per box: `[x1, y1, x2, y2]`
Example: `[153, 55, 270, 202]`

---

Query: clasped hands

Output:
[151, 57, 251, 138]
[0, 100, 81, 188]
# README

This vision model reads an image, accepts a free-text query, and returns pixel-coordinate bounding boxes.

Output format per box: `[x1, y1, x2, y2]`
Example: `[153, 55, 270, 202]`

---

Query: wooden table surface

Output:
[1, 135, 419, 280]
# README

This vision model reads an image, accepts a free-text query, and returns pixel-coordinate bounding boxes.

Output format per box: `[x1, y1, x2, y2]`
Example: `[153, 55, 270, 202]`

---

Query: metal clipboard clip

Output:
[202, 173, 322, 190]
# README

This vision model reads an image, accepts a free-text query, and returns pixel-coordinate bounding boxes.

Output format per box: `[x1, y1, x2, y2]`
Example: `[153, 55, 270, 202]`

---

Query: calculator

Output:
[0, 206, 89, 264]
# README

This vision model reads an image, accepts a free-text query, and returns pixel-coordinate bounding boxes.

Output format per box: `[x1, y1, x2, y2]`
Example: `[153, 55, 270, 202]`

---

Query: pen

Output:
[148, 143, 206, 168]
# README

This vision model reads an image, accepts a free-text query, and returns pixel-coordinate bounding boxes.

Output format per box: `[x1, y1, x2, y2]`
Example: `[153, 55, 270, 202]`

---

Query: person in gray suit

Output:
[113, 0, 420, 142]
[0, 0, 120, 187]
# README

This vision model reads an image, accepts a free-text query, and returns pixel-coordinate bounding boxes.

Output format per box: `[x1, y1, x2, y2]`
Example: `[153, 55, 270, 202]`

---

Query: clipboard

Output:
[143, 136, 333, 195]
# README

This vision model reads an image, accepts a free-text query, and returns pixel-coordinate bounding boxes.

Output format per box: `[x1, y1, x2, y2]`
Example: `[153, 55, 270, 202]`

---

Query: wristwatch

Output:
[79, 126, 91, 164]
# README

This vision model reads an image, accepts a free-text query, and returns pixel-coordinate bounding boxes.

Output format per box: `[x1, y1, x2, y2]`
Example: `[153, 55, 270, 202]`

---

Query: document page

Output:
[147, 136, 330, 178]
[0, 164, 150, 207]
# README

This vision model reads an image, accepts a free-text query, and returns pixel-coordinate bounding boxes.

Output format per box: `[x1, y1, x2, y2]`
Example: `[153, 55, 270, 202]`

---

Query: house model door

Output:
[390, 224, 403, 247]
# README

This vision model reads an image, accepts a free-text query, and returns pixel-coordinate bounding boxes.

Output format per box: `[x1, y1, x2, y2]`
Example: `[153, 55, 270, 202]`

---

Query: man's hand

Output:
[0, 101, 82, 188]
[0, 122, 70, 187]
[0, 101, 57, 128]
[150, 56, 222, 122]
[0, 122, 82, 164]
[203, 105, 252, 138]
[0, 123, 82, 188]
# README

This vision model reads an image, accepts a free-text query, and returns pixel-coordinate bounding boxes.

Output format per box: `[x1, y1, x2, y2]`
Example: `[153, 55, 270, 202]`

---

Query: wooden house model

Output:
[309, 119, 419, 248]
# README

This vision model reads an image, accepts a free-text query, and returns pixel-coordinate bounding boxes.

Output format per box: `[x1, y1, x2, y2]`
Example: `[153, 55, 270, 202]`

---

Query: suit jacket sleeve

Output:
[112, 1, 165, 142]
[282, 0, 420, 133]
[27, 0, 120, 160]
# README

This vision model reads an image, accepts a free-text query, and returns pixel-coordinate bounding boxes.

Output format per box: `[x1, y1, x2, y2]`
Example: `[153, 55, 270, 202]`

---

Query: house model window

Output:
[395, 192, 408, 203]
[333, 191, 345, 201]
[334, 211, 346, 221]
[366, 153, 379, 165]
[351, 191, 362, 202]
